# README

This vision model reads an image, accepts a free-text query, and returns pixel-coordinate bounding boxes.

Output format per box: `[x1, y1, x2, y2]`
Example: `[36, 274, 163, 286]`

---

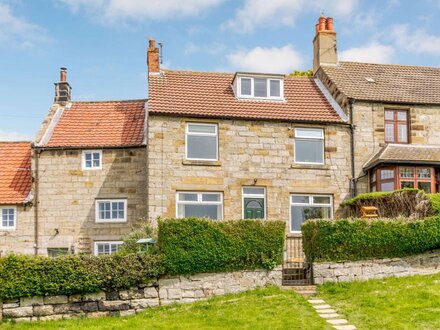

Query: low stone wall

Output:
[314, 250, 440, 284]
[0, 268, 282, 322]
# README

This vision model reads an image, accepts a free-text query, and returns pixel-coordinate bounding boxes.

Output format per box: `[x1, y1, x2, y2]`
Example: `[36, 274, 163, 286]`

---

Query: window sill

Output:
[182, 160, 222, 166]
[290, 164, 329, 170]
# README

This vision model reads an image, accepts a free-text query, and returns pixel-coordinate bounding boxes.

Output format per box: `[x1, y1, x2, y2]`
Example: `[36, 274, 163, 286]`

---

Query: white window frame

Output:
[185, 123, 218, 161]
[289, 194, 333, 233]
[94, 241, 123, 256]
[294, 128, 325, 165]
[176, 192, 223, 220]
[0, 206, 16, 230]
[242, 187, 266, 220]
[95, 199, 127, 223]
[82, 150, 103, 170]
[237, 76, 284, 100]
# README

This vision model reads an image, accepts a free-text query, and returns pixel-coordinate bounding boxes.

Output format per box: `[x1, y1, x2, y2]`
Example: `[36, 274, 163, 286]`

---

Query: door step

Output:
[289, 285, 317, 297]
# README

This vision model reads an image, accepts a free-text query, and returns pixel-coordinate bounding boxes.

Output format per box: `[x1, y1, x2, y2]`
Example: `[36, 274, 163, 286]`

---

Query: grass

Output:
[319, 273, 440, 330]
[2, 286, 332, 330]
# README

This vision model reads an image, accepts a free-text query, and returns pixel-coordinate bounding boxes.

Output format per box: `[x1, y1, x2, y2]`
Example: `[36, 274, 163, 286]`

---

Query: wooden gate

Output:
[283, 234, 313, 286]
[284, 234, 305, 265]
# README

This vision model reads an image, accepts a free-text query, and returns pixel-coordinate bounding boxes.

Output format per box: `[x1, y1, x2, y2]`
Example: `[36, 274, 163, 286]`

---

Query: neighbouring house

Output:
[31, 69, 148, 256]
[0, 142, 33, 255]
[146, 39, 352, 237]
[313, 16, 440, 194]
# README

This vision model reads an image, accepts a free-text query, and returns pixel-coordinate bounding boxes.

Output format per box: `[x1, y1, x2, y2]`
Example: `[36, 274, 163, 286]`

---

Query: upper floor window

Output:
[186, 123, 218, 161]
[237, 76, 283, 100]
[1, 207, 16, 230]
[176, 192, 223, 220]
[95, 199, 127, 223]
[82, 150, 102, 170]
[384, 110, 408, 144]
[294, 128, 324, 164]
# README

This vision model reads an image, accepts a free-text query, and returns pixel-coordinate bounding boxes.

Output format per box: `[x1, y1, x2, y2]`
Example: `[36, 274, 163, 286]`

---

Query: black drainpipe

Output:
[349, 98, 357, 197]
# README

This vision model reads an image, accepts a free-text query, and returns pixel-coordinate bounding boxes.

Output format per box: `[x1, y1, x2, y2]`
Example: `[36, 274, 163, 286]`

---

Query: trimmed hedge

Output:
[0, 253, 164, 300]
[158, 218, 285, 275]
[302, 216, 440, 262]
[340, 189, 435, 219]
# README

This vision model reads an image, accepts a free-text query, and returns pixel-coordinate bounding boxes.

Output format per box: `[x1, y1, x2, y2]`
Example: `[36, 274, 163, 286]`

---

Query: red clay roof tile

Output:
[0, 142, 32, 204]
[45, 99, 146, 148]
[148, 70, 344, 123]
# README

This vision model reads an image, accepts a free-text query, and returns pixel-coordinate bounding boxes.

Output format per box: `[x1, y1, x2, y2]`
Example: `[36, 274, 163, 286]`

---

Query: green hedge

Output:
[158, 218, 285, 275]
[0, 253, 164, 300]
[302, 216, 440, 262]
[340, 189, 435, 219]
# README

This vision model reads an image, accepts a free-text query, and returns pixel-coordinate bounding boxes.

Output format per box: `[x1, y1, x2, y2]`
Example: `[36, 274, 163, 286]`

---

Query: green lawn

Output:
[319, 273, 440, 330]
[2, 287, 332, 330]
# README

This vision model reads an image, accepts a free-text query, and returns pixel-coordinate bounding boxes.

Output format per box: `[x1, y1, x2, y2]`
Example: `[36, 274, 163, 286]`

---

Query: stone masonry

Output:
[35, 147, 147, 255]
[0, 268, 282, 322]
[147, 116, 352, 225]
[314, 249, 440, 284]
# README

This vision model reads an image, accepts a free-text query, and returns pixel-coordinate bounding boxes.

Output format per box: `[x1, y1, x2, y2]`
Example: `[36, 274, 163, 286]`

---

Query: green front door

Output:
[244, 198, 264, 219]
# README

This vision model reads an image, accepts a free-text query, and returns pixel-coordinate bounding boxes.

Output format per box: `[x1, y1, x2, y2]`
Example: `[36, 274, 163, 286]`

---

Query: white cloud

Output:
[224, 0, 359, 33]
[339, 43, 395, 64]
[226, 44, 304, 73]
[57, 0, 224, 23]
[390, 24, 440, 55]
[0, 130, 32, 141]
[0, 3, 50, 49]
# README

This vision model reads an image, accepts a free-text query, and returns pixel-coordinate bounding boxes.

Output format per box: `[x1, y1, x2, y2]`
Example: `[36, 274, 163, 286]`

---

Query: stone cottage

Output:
[146, 39, 352, 237]
[313, 16, 440, 195]
[30, 69, 148, 256]
[0, 142, 33, 255]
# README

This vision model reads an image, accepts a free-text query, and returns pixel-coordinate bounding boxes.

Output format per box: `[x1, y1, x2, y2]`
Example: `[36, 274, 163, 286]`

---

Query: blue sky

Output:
[1, 0, 440, 140]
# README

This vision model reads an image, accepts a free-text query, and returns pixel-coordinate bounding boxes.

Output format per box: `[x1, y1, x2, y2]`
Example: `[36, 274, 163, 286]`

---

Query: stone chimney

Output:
[313, 16, 337, 74]
[54, 67, 71, 104]
[147, 39, 160, 75]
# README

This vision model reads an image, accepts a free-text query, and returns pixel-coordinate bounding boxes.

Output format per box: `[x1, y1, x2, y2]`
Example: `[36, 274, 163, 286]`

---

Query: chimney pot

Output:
[149, 39, 155, 50]
[315, 23, 319, 34]
[318, 16, 326, 32]
[60, 67, 67, 82]
[325, 17, 334, 31]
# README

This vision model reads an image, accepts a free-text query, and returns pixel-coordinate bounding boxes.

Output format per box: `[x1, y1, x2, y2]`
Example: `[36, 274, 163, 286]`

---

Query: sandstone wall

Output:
[0, 205, 34, 256]
[147, 116, 351, 226]
[0, 268, 282, 322]
[36, 147, 147, 255]
[314, 250, 440, 284]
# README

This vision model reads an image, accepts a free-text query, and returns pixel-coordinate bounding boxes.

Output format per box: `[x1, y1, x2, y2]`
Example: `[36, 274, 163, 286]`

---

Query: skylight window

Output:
[236, 75, 284, 100]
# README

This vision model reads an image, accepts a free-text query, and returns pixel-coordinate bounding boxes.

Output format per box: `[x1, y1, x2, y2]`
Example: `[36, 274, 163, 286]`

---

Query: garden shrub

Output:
[0, 253, 164, 300]
[340, 189, 435, 219]
[158, 218, 285, 275]
[118, 218, 158, 255]
[302, 216, 440, 262]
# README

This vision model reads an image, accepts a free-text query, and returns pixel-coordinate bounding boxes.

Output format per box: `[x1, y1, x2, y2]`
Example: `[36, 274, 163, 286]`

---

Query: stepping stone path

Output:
[308, 299, 357, 330]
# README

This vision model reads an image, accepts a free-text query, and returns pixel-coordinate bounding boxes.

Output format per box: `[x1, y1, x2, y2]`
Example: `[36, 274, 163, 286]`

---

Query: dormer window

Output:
[234, 74, 284, 100]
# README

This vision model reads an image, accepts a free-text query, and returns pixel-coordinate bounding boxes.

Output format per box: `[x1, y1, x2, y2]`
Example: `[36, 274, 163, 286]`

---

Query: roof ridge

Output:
[340, 61, 440, 70]
[72, 98, 147, 103]
[0, 141, 31, 144]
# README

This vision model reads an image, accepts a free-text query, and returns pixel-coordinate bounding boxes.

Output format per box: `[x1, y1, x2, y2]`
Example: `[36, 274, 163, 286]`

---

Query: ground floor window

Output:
[176, 192, 223, 220]
[290, 194, 333, 233]
[370, 166, 436, 193]
[47, 248, 69, 258]
[242, 187, 265, 219]
[94, 241, 123, 255]
[1, 207, 16, 230]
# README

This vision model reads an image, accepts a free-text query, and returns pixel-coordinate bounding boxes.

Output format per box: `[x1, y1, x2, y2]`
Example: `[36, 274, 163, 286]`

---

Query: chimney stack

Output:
[147, 39, 160, 76]
[313, 16, 337, 75]
[54, 67, 71, 104]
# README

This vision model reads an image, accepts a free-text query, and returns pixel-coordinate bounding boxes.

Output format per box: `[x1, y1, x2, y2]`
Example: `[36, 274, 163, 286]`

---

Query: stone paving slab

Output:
[308, 299, 325, 304]
[313, 304, 332, 309]
[318, 313, 340, 318]
[318, 308, 337, 314]
[333, 325, 356, 330]
[327, 319, 348, 325]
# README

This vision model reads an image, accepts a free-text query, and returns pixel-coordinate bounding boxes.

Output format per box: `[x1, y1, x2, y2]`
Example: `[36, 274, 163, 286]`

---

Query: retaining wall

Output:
[314, 250, 440, 284]
[0, 268, 282, 322]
